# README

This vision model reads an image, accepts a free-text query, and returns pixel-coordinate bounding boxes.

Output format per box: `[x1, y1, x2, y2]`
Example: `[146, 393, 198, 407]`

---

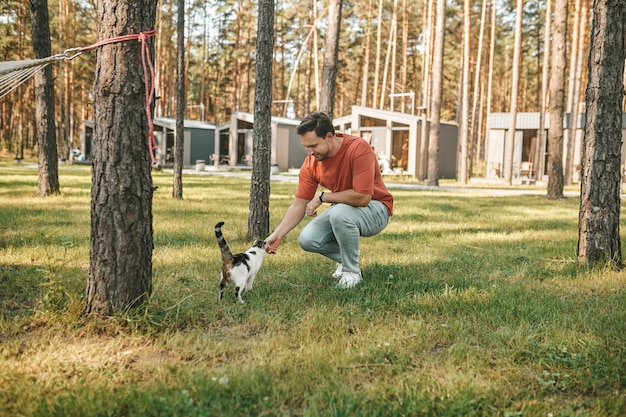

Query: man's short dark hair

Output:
[297, 112, 335, 137]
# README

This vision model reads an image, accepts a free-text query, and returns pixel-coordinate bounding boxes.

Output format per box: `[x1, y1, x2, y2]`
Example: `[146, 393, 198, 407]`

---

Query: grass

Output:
[0, 161, 625, 416]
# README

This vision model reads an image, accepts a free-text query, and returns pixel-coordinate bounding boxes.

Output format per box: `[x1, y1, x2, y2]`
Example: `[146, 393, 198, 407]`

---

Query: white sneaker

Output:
[331, 263, 343, 279]
[337, 271, 362, 289]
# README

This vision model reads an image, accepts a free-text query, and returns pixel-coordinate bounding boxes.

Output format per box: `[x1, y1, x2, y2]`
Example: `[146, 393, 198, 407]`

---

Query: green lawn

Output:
[0, 163, 624, 416]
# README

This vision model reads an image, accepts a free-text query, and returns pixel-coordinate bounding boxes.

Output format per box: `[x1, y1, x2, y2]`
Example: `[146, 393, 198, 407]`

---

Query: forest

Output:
[0, 0, 600, 181]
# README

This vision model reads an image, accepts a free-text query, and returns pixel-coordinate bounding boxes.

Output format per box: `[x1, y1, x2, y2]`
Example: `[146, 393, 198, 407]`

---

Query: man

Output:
[265, 112, 393, 288]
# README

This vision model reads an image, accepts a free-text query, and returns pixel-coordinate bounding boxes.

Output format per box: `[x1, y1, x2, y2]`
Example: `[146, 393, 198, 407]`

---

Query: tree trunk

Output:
[319, 0, 342, 119]
[400, 0, 408, 113]
[484, 0, 496, 168]
[173, 0, 185, 199]
[313, 0, 320, 110]
[577, 0, 625, 267]
[458, 0, 470, 185]
[564, 0, 582, 185]
[418, 0, 433, 181]
[248, 0, 274, 240]
[379, 1, 396, 111]
[387, 0, 398, 111]
[504, 0, 523, 185]
[360, 0, 373, 107]
[535, 0, 552, 181]
[546, 0, 568, 199]
[469, 0, 488, 178]
[86, 0, 157, 315]
[372, 0, 383, 109]
[567, 0, 589, 185]
[427, 0, 446, 186]
[30, 0, 60, 196]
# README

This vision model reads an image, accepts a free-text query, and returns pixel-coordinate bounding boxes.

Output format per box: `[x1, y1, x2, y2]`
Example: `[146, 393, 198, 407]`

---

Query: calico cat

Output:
[215, 221, 269, 304]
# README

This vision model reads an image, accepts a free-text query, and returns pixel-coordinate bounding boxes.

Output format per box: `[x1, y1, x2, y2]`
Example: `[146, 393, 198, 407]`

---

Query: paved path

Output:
[11, 164, 580, 198]
[183, 168, 582, 198]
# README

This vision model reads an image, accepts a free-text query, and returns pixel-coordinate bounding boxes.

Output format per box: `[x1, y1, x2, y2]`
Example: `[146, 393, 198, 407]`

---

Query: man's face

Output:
[300, 131, 332, 161]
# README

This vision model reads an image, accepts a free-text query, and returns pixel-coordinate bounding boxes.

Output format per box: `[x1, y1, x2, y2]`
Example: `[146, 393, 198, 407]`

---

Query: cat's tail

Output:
[215, 221, 233, 261]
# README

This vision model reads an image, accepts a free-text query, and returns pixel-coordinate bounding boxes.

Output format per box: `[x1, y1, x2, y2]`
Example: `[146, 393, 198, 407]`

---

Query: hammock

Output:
[0, 52, 80, 99]
[1, 30, 158, 163]
[0, 29, 155, 100]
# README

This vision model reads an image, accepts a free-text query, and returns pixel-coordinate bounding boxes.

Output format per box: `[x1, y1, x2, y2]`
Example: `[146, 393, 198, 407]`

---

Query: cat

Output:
[215, 221, 269, 304]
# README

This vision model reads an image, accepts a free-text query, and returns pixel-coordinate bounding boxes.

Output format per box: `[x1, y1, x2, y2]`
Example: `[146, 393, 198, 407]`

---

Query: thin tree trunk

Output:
[400, 0, 408, 113]
[484, 0, 496, 167]
[319, 0, 343, 119]
[567, 0, 589, 185]
[305, 9, 312, 116]
[418, 0, 433, 180]
[564, 0, 582, 185]
[372, 0, 383, 109]
[459, 0, 470, 185]
[313, 0, 320, 110]
[535, 0, 552, 181]
[248, 0, 274, 240]
[546, 0, 568, 199]
[360, 0, 372, 107]
[30, 0, 60, 196]
[173, 0, 185, 198]
[379, 2, 396, 110]
[504, 0, 523, 185]
[388, 0, 399, 111]
[578, 0, 625, 267]
[469, 0, 487, 178]
[427, 0, 446, 186]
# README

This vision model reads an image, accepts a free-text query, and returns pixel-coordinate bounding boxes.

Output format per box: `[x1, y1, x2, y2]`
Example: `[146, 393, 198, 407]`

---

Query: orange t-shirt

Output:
[295, 133, 394, 216]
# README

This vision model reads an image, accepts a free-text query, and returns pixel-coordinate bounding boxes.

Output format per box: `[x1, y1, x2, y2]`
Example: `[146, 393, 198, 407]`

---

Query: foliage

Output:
[1, 0, 560, 152]
[0, 162, 625, 416]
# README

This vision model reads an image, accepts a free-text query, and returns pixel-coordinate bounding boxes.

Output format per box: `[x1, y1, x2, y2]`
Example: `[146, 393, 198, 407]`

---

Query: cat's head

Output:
[252, 239, 270, 253]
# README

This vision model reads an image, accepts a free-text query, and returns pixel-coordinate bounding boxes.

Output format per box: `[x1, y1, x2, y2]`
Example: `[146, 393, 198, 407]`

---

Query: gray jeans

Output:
[298, 200, 390, 273]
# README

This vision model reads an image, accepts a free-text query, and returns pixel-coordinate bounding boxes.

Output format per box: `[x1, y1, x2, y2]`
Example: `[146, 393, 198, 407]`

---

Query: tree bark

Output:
[418, 0, 433, 181]
[248, 0, 274, 240]
[564, 0, 582, 185]
[546, 0, 568, 199]
[535, 0, 552, 181]
[577, 0, 625, 267]
[360, 0, 373, 107]
[469, 0, 488, 178]
[86, 0, 156, 315]
[30, 0, 60, 196]
[484, 0, 496, 169]
[372, 0, 383, 109]
[567, 0, 589, 185]
[173, 0, 185, 199]
[427, 0, 446, 186]
[458, 0, 470, 185]
[504, 0, 523, 185]
[319, 0, 342, 119]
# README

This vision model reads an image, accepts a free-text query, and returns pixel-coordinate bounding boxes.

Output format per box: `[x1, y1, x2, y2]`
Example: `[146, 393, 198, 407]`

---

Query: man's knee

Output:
[298, 229, 318, 253]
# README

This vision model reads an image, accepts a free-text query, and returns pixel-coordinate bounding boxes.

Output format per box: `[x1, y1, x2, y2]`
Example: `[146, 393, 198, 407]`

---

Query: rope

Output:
[1, 29, 158, 164]
[65, 29, 159, 164]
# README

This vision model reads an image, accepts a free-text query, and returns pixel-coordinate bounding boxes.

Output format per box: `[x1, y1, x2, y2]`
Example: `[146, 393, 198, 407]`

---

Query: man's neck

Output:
[328, 134, 344, 158]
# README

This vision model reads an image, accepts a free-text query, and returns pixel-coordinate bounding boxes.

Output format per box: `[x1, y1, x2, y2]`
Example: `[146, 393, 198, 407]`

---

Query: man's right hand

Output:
[265, 233, 281, 254]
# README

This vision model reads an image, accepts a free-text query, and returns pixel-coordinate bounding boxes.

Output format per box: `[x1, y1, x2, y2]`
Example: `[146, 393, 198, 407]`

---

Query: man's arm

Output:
[265, 198, 308, 253]
[320, 189, 371, 207]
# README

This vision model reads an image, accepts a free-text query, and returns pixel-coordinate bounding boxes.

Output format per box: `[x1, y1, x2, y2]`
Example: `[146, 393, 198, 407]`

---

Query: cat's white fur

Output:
[216, 222, 269, 304]
[221, 243, 268, 303]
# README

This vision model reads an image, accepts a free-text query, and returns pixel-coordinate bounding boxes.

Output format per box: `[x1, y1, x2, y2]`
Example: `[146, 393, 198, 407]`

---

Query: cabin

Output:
[333, 106, 459, 179]
[81, 118, 217, 167]
[214, 112, 307, 172]
[485, 112, 626, 182]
